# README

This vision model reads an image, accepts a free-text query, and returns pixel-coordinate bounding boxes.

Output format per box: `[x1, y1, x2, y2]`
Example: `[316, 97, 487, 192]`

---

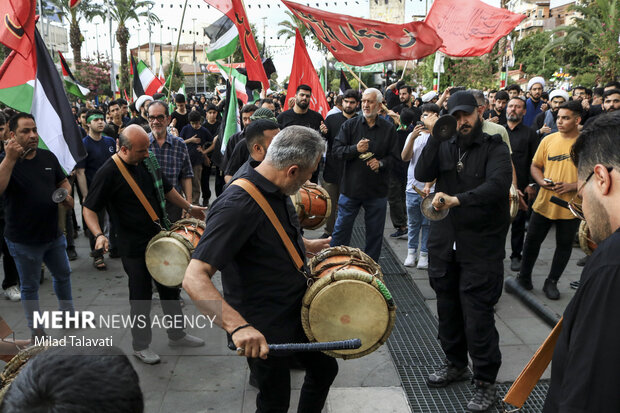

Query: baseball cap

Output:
[447, 91, 478, 116]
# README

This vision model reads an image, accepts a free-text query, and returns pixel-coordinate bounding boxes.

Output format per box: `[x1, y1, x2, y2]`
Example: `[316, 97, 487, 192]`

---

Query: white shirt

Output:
[405, 131, 435, 194]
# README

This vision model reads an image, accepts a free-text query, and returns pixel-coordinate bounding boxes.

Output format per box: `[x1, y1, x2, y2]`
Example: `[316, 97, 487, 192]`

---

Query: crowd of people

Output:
[0, 75, 619, 412]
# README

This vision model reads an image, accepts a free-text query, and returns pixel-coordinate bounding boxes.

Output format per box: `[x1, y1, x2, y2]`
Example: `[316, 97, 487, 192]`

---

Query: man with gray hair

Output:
[184, 126, 337, 413]
[331, 87, 399, 261]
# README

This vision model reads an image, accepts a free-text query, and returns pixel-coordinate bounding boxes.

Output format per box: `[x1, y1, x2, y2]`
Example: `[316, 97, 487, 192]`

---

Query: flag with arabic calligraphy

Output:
[425, 0, 525, 57]
[282, 1, 442, 66]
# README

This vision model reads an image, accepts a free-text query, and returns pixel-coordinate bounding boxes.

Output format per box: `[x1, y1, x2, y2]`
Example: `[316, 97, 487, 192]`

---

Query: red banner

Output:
[286, 30, 330, 118]
[425, 0, 525, 57]
[203, 0, 269, 90]
[282, 1, 442, 66]
[0, 0, 36, 60]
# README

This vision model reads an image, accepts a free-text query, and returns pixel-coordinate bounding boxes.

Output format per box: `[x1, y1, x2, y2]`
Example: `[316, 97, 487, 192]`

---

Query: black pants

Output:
[0, 219, 19, 290]
[214, 166, 225, 197]
[510, 209, 527, 259]
[120, 255, 185, 351]
[247, 351, 338, 413]
[387, 174, 407, 229]
[429, 255, 503, 383]
[519, 212, 580, 282]
[200, 164, 212, 205]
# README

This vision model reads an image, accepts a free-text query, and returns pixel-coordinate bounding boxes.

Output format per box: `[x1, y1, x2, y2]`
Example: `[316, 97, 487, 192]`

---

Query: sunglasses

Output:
[567, 166, 613, 220]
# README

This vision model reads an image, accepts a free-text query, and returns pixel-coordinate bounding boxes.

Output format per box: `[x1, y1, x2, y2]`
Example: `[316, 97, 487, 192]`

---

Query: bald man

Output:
[83, 125, 207, 365]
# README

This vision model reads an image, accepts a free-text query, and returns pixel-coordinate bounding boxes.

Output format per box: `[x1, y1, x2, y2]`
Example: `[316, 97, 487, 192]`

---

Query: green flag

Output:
[221, 78, 240, 155]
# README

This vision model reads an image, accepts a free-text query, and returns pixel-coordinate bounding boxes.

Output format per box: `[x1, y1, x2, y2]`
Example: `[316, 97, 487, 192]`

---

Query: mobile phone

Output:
[543, 178, 555, 186]
[416, 121, 425, 127]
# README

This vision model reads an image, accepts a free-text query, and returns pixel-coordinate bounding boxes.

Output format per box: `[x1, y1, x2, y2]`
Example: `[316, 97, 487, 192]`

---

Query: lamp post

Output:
[95, 22, 100, 62]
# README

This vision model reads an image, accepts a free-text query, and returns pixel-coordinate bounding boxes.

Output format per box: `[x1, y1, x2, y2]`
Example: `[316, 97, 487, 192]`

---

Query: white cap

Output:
[422, 91, 438, 103]
[527, 76, 545, 91]
[135, 95, 154, 112]
[549, 89, 569, 102]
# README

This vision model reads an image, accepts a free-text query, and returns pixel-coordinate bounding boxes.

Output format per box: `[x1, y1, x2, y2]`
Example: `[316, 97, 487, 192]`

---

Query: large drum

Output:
[290, 183, 331, 230]
[578, 220, 597, 256]
[145, 218, 205, 287]
[301, 246, 396, 359]
[509, 184, 519, 221]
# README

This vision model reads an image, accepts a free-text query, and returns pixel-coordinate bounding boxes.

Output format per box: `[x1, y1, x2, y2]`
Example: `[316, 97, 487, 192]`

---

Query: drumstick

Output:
[412, 186, 426, 198]
[229, 338, 362, 355]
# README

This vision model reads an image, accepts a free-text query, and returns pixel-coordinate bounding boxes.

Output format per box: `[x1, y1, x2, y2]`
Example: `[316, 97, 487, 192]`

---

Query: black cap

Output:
[447, 91, 478, 115]
[205, 104, 218, 112]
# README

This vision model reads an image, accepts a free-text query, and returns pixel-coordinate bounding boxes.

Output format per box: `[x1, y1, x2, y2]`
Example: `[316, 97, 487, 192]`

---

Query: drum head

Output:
[307, 279, 389, 357]
[145, 237, 190, 287]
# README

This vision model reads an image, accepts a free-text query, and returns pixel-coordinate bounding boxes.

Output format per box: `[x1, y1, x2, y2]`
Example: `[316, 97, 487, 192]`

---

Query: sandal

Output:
[93, 256, 107, 271]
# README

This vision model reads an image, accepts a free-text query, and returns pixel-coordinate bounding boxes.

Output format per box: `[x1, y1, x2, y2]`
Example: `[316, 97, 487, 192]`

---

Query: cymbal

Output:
[420, 194, 449, 221]
[432, 115, 457, 142]
[52, 188, 68, 204]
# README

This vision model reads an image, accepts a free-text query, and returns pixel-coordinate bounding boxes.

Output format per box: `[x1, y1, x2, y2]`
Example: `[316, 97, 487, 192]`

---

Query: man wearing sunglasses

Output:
[543, 111, 620, 412]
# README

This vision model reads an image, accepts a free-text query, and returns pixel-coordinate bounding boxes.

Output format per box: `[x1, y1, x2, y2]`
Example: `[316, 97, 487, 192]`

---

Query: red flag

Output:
[70, 0, 81, 8]
[425, 0, 525, 57]
[286, 30, 330, 118]
[203, 0, 269, 91]
[0, 0, 36, 59]
[282, 1, 442, 66]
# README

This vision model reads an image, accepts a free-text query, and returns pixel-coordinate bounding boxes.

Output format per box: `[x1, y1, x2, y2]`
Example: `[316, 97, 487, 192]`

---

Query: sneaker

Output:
[4, 285, 20, 302]
[390, 228, 407, 239]
[515, 274, 533, 291]
[467, 380, 498, 412]
[426, 362, 469, 388]
[133, 348, 161, 364]
[543, 278, 560, 300]
[576, 256, 589, 267]
[168, 333, 205, 348]
[417, 253, 429, 270]
[510, 257, 521, 272]
[66, 247, 78, 261]
[403, 249, 417, 267]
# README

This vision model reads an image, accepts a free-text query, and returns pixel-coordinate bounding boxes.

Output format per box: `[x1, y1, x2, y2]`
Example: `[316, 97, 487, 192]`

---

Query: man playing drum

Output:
[183, 126, 337, 413]
[83, 125, 206, 365]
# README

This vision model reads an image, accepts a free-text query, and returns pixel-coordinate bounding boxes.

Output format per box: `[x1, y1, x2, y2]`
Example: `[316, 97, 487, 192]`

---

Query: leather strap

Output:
[503, 317, 563, 408]
[231, 178, 305, 271]
[111, 154, 160, 224]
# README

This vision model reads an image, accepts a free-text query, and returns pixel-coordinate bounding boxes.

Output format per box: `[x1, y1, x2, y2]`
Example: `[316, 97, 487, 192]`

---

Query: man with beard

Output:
[127, 95, 153, 133]
[392, 84, 414, 114]
[516, 101, 582, 299]
[321, 89, 359, 238]
[543, 112, 620, 412]
[183, 126, 338, 413]
[484, 90, 509, 124]
[504, 97, 539, 271]
[533, 90, 568, 139]
[523, 77, 545, 127]
[415, 91, 512, 412]
[602, 88, 620, 113]
[331, 88, 399, 261]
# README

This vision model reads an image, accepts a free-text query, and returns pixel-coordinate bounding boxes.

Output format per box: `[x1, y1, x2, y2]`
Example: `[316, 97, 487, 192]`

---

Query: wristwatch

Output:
[186, 204, 194, 213]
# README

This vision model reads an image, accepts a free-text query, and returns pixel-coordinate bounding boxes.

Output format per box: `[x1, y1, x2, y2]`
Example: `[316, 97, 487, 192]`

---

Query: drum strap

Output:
[231, 178, 305, 272]
[503, 317, 563, 409]
[111, 154, 161, 226]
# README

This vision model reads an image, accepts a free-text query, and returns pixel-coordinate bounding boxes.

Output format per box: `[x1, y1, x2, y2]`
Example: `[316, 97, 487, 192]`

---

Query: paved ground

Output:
[0, 193, 585, 412]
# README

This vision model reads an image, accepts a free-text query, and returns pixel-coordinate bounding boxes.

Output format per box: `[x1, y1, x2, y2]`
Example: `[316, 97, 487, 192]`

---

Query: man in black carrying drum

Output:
[83, 125, 207, 365]
[183, 126, 337, 413]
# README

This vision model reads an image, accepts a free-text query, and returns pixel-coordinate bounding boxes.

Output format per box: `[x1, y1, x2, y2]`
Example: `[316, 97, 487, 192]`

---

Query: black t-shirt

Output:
[277, 109, 323, 131]
[202, 120, 221, 138]
[484, 109, 507, 125]
[170, 110, 189, 133]
[180, 125, 213, 167]
[2, 150, 66, 244]
[126, 116, 151, 133]
[544, 229, 620, 412]
[323, 112, 356, 184]
[76, 135, 117, 186]
[83, 157, 172, 257]
[224, 138, 250, 177]
[193, 161, 308, 344]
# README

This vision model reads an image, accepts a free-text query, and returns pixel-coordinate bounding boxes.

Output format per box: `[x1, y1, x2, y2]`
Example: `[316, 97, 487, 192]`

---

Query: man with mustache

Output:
[533, 90, 569, 139]
[415, 91, 512, 412]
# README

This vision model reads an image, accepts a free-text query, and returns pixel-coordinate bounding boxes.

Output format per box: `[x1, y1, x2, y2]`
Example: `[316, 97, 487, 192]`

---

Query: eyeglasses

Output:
[567, 166, 613, 220]
[147, 115, 166, 122]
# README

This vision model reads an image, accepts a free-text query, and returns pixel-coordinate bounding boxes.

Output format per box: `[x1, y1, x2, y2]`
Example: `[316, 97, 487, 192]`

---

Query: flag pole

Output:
[167, 0, 189, 103]
[399, 61, 409, 81]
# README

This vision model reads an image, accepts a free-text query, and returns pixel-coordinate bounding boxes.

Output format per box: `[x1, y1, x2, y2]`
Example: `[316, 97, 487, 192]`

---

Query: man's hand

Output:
[540, 102, 549, 112]
[552, 182, 577, 195]
[432, 192, 459, 210]
[422, 183, 432, 197]
[539, 124, 552, 136]
[423, 113, 439, 133]
[524, 185, 537, 199]
[319, 121, 328, 135]
[488, 116, 499, 124]
[366, 158, 380, 172]
[61, 194, 74, 209]
[95, 235, 109, 254]
[4, 139, 23, 161]
[304, 236, 331, 256]
[517, 189, 528, 211]
[188, 205, 208, 220]
[581, 99, 590, 111]
[232, 326, 269, 359]
[411, 124, 425, 139]
[356, 138, 369, 153]
[188, 135, 201, 144]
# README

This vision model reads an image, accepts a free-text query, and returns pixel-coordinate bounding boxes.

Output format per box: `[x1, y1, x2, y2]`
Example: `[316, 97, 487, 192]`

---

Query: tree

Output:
[543, 0, 619, 80]
[163, 60, 185, 94]
[46, 0, 102, 64]
[277, 10, 325, 52]
[514, 31, 558, 79]
[74, 57, 112, 96]
[105, 0, 160, 93]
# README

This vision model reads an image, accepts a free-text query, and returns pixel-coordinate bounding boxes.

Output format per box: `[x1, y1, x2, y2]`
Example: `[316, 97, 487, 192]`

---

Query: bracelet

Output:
[186, 204, 193, 213]
[94, 233, 105, 240]
[230, 323, 252, 337]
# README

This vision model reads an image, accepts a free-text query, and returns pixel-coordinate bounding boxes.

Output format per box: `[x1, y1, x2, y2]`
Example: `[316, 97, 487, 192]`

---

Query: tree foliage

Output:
[163, 60, 185, 94]
[74, 57, 111, 96]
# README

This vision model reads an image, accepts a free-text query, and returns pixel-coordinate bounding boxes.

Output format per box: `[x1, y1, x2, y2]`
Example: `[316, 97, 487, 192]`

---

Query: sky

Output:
[75, 0, 575, 85]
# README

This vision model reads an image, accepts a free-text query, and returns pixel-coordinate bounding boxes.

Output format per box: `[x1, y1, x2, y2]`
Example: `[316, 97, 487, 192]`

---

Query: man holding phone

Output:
[516, 100, 582, 299]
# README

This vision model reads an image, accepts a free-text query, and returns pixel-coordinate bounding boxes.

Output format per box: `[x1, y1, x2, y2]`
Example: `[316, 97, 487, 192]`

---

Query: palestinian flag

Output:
[0, 28, 86, 172]
[177, 84, 186, 97]
[339, 70, 351, 95]
[216, 61, 248, 104]
[204, 15, 239, 62]
[131, 54, 162, 97]
[220, 78, 239, 155]
[58, 51, 89, 98]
